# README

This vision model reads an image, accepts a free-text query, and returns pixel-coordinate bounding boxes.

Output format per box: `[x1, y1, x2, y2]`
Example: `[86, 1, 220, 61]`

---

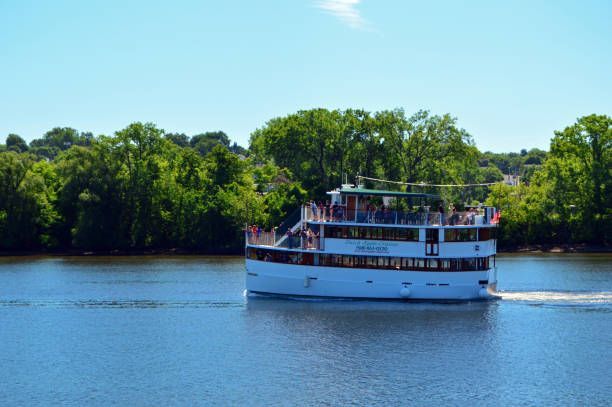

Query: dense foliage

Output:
[485, 114, 611, 246]
[0, 111, 609, 252]
[0, 123, 304, 252]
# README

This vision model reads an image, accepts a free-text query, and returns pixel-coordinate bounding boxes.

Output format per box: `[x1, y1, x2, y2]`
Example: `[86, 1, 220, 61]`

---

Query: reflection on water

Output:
[245, 294, 496, 314]
[245, 296, 498, 336]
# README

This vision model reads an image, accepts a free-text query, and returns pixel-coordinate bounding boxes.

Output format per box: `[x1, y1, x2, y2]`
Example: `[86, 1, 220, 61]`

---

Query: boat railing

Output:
[274, 235, 300, 249]
[274, 221, 302, 247]
[281, 234, 321, 250]
[305, 206, 494, 226]
[247, 229, 322, 250]
[245, 230, 276, 247]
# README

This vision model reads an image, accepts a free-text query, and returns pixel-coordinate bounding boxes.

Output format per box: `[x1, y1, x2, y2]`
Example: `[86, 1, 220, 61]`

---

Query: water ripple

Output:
[0, 299, 244, 309]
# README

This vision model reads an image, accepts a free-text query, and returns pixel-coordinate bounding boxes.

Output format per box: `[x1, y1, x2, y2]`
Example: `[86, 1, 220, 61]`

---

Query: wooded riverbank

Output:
[1, 110, 609, 252]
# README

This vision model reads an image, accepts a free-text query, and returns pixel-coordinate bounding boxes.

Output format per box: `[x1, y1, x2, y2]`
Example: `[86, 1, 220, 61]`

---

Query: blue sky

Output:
[0, 0, 610, 152]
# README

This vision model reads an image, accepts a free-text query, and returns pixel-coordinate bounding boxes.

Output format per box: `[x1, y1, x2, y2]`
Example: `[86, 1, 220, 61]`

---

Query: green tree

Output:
[6, 134, 28, 152]
[199, 145, 266, 251]
[29, 127, 92, 159]
[0, 152, 58, 249]
[206, 144, 246, 187]
[544, 114, 611, 243]
[229, 142, 247, 156]
[191, 131, 231, 155]
[251, 109, 351, 196]
[55, 143, 125, 249]
[378, 109, 478, 196]
[165, 132, 190, 147]
[113, 122, 166, 248]
[345, 109, 382, 186]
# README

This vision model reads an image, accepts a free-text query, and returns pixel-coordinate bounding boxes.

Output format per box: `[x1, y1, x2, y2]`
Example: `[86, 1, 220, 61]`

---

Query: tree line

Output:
[0, 110, 609, 252]
[0, 125, 305, 252]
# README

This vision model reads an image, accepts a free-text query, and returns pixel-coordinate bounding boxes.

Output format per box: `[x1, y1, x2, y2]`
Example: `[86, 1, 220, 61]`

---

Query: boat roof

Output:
[335, 186, 440, 200]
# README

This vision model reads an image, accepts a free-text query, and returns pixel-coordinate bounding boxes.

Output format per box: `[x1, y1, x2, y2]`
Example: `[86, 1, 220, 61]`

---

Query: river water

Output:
[0, 254, 610, 406]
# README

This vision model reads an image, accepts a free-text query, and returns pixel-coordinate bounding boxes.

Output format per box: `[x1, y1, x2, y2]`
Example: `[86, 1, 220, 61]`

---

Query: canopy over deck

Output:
[333, 186, 440, 200]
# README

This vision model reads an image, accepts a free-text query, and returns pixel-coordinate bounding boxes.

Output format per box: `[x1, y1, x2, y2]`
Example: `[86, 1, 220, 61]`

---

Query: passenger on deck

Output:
[383, 204, 391, 224]
[449, 205, 458, 225]
[318, 201, 325, 221]
[336, 205, 343, 221]
[470, 207, 478, 224]
[310, 200, 318, 221]
[417, 205, 425, 225]
[300, 228, 308, 248]
[369, 203, 377, 223]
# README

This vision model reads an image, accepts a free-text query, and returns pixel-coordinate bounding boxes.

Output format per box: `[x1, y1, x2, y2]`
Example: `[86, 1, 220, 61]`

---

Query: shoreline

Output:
[1, 244, 610, 257]
[498, 243, 611, 254]
[0, 248, 244, 257]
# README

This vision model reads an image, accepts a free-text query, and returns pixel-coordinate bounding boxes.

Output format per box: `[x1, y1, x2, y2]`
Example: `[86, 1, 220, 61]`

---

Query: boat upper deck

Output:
[245, 185, 499, 249]
[305, 206, 497, 227]
[315, 185, 499, 227]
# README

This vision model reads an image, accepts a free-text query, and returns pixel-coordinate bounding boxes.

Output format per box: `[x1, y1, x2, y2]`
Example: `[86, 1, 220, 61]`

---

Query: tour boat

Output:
[245, 184, 499, 300]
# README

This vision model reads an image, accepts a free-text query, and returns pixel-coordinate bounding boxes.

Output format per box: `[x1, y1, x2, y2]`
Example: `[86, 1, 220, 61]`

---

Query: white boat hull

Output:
[246, 259, 497, 301]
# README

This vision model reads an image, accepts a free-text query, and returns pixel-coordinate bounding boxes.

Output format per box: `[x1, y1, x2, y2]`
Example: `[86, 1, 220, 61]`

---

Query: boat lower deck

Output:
[248, 290, 501, 303]
[246, 259, 497, 301]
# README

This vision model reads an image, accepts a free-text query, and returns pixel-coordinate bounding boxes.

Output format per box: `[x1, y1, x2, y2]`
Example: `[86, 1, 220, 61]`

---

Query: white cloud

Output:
[315, 0, 370, 30]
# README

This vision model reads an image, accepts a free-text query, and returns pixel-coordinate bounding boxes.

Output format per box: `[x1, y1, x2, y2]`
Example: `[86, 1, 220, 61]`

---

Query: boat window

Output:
[326, 225, 419, 241]
[478, 228, 491, 241]
[357, 227, 366, 239]
[426, 229, 439, 242]
[343, 255, 353, 267]
[356, 256, 366, 267]
[444, 228, 477, 242]
[373, 228, 379, 239]
[250, 249, 493, 272]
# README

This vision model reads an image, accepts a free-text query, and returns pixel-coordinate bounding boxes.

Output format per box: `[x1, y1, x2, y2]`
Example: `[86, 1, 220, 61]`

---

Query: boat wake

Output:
[497, 290, 612, 309]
